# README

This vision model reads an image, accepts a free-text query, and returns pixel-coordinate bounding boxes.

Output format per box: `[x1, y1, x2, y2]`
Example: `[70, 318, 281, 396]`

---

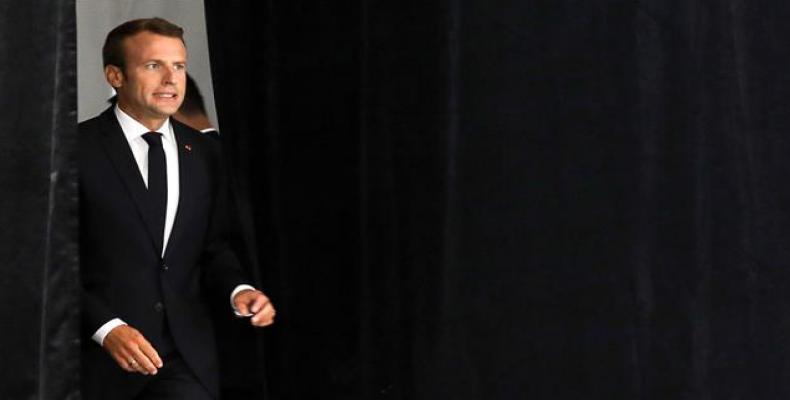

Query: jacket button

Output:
[161, 263, 168, 271]
[154, 302, 164, 312]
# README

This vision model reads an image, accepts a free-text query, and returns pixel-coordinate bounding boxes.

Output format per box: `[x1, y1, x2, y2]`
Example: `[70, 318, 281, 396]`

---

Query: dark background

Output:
[6, 0, 790, 399]
[0, 0, 79, 399]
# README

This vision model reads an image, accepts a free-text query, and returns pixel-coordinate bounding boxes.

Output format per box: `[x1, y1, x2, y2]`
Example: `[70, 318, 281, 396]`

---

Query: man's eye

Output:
[145, 64, 159, 69]
[174, 64, 186, 71]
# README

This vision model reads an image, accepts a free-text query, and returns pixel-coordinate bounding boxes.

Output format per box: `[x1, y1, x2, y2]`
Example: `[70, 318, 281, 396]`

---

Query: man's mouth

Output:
[154, 93, 178, 99]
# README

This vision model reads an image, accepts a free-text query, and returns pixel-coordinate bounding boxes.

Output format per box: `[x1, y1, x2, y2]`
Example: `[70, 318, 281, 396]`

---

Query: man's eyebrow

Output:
[143, 58, 187, 64]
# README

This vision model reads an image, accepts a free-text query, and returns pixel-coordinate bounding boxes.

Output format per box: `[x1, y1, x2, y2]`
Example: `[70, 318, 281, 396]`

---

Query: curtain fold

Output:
[204, 1, 790, 399]
[0, 0, 79, 399]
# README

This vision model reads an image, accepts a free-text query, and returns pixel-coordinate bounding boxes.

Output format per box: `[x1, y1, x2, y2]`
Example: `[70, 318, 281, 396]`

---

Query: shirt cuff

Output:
[92, 318, 127, 346]
[231, 284, 256, 317]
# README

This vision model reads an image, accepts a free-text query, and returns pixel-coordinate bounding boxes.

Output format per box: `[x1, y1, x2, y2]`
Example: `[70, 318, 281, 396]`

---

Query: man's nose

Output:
[162, 68, 176, 85]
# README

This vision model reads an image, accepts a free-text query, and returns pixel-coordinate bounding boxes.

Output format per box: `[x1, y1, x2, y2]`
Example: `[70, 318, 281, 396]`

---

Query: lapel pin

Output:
[184, 144, 192, 152]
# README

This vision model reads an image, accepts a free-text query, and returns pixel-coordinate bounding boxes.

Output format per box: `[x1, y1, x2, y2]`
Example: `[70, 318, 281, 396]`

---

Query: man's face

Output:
[106, 31, 187, 129]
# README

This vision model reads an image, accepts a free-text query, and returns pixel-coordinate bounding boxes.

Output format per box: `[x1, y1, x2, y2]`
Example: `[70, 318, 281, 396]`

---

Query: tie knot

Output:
[142, 132, 164, 148]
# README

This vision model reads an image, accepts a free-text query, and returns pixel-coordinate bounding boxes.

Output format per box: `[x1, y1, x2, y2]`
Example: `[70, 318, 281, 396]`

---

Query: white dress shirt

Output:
[92, 106, 254, 345]
[116, 105, 181, 254]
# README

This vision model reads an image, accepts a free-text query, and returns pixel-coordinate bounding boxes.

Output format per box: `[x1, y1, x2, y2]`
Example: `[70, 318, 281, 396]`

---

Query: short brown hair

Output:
[102, 17, 185, 69]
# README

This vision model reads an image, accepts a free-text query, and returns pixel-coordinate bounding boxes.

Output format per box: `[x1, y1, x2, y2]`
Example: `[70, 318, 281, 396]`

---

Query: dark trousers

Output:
[133, 356, 213, 400]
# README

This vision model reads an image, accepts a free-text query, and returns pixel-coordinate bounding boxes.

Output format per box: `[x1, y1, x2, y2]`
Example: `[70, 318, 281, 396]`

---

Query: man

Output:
[174, 74, 220, 139]
[79, 18, 274, 399]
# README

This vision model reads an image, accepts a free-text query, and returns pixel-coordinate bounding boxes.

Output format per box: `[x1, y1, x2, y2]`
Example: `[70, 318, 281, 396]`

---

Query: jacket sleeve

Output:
[200, 137, 250, 302]
[81, 285, 117, 337]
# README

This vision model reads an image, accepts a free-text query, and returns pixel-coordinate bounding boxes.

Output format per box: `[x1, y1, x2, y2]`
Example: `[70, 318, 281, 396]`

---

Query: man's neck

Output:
[117, 102, 168, 131]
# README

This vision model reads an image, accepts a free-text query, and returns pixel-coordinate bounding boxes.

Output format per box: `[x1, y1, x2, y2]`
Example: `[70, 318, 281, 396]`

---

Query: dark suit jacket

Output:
[79, 107, 246, 400]
[203, 129, 220, 140]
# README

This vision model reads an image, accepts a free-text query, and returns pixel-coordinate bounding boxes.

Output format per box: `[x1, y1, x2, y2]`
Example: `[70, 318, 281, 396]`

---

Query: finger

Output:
[122, 352, 145, 374]
[255, 311, 275, 326]
[117, 332, 154, 375]
[235, 293, 250, 316]
[138, 339, 163, 369]
[256, 312, 275, 327]
[130, 345, 158, 375]
[129, 357, 147, 374]
[251, 303, 272, 324]
[116, 347, 143, 373]
[252, 303, 275, 326]
[112, 352, 135, 373]
[250, 293, 269, 314]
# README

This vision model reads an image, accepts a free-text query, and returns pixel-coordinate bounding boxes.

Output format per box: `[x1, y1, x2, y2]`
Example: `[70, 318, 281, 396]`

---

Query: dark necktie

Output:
[142, 132, 167, 253]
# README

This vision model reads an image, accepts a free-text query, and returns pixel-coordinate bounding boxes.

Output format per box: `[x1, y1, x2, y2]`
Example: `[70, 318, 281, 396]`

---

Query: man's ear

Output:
[105, 65, 124, 88]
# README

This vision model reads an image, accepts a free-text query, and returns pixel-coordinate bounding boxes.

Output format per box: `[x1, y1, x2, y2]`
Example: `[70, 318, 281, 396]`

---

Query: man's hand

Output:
[233, 289, 276, 327]
[103, 325, 163, 375]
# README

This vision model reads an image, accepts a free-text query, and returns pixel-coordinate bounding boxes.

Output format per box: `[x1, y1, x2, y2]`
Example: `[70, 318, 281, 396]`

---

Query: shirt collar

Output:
[114, 105, 174, 143]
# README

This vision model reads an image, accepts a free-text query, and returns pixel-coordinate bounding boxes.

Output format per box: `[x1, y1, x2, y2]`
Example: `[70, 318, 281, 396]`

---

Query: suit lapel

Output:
[97, 108, 161, 255]
[164, 122, 194, 259]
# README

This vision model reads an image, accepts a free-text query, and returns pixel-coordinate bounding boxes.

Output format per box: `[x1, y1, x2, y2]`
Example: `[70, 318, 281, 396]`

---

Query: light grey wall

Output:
[77, 0, 219, 130]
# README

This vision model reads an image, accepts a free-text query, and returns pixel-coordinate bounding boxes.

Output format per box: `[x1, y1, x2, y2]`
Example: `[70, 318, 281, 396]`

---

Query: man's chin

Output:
[152, 106, 182, 118]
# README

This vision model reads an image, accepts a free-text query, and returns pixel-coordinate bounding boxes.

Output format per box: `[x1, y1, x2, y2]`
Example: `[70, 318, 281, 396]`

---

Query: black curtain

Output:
[0, 0, 79, 399]
[2, 0, 786, 399]
[204, 1, 790, 399]
[6, 0, 790, 399]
